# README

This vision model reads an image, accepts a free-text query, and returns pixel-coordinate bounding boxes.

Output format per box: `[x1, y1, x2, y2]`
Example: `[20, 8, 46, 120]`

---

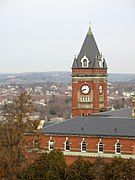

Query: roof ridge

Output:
[42, 116, 78, 130]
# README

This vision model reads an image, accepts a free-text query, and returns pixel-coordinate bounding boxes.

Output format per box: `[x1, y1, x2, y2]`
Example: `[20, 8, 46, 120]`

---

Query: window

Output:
[98, 60, 103, 68]
[49, 138, 55, 150]
[99, 85, 103, 95]
[115, 140, 121, 154]
[81, 139, 86, 152]
[65, 140, 70, 151]
[98, 53, 104, 68]
[98, 140, 103, 153]
[33, 139, 40, 149]
[82, 112, 85, 116]
[81, 56, 90, 68]
[82, 59, 87, 67]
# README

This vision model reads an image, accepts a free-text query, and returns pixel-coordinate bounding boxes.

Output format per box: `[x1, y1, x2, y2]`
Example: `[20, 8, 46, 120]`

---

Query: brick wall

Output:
[27, 134, 135, 164]
[72, 68, 108, 117]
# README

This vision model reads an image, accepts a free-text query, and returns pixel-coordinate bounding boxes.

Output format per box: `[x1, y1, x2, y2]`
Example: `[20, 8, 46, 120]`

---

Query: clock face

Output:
[81, 85, 90, 94]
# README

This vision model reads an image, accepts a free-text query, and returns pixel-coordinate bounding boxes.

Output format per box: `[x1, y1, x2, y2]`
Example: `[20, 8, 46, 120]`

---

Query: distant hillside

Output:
[108, 73, 135, 82]
[0, 72, 135, 84]
[0, 72, 71, 84]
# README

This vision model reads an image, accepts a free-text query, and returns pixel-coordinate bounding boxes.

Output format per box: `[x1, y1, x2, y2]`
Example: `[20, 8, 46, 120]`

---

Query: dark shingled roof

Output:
[94, 108, 133, 118]
[72, 26, 107, 69]
[41, 116, 135, 138]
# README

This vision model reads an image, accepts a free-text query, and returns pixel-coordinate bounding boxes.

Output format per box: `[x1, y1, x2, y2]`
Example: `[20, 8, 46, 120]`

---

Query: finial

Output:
[87, 23, 92, 35]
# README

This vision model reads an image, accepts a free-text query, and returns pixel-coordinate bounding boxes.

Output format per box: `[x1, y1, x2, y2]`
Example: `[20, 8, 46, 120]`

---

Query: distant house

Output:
[123, 91, 135, 98]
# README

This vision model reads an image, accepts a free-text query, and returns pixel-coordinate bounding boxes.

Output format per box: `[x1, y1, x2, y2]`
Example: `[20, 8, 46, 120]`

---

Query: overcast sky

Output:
[0, 0, 135, 73]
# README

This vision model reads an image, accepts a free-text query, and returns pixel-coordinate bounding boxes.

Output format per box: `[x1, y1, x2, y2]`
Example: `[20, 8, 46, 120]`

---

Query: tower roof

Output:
[72, 26, 107, 69]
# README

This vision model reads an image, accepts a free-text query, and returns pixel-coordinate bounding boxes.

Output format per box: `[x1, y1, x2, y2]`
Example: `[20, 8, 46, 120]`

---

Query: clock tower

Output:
[72, 25, 108, 117]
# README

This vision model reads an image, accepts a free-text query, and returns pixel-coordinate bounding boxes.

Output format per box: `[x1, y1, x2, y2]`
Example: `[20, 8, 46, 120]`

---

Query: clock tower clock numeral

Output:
[80, 96, 91, 103]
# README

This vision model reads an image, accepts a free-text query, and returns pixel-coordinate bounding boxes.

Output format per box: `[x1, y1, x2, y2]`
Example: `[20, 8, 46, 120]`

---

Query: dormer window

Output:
[81, 56, 90, 68]
[98, 53, 104, 68]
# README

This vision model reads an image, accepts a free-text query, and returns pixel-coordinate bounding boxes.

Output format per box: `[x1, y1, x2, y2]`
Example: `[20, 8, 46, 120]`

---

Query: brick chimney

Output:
[132, 95, 135, 117]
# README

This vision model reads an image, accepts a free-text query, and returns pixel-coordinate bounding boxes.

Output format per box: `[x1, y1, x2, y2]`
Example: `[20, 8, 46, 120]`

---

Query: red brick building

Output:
[30, 113, 135, 164]
[29, 26, 135, 164]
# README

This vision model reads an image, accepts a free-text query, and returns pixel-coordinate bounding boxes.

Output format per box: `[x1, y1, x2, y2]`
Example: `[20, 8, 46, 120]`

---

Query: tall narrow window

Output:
[81, 139, 86, 152]
[98, 140, 103, 153]
[65, 139, 70, 151]
[99, 85, 103, 95]
[33, 139, 40, 149]
[82, 112, 85, 116]
[98, 53, 104, 68]
[115, 140, 121, 154]
[49, 138, 55, 150]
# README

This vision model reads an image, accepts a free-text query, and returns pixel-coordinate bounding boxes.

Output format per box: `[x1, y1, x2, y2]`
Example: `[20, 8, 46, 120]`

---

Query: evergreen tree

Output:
[20, 150, 66, 180]
[65, 157, 94, 180]
[103, 158, 135, 180]
[0, 91, 35, 179]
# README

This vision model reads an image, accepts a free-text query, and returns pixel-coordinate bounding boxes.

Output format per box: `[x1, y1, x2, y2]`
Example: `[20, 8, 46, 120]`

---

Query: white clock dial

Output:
[81, 85, 90, 94]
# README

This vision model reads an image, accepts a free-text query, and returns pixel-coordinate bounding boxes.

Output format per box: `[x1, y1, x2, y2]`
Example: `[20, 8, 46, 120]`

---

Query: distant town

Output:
[0, 72, 135, 121]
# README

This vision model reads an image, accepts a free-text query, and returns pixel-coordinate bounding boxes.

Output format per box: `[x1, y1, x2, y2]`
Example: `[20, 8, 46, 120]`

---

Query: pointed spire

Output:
[72, 25, 107, 69]
[87, 23, 92, 35]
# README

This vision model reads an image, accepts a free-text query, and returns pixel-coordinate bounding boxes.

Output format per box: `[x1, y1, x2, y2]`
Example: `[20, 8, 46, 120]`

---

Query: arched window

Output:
[81, 56, 90, 68]
[115, 140, 121, 154]
[98, 140, 103, 153]
[82, 59, 87, 67]
[81, 139, 86, 152]
[99, 85, 103, 95]
[65, 139, 70, 151]
[82, 112, 85, 116]
[33, 139, 40, 149]
[98, 60, 103, 68]
[48, 138, 55, 150]
[98, 53, 104, 68]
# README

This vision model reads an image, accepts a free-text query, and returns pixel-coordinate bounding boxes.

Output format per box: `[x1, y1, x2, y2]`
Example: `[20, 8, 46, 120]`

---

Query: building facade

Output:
[72, 26, 108, 117]
[29, 115, 135, 164]
[27, 26, 135, 164]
